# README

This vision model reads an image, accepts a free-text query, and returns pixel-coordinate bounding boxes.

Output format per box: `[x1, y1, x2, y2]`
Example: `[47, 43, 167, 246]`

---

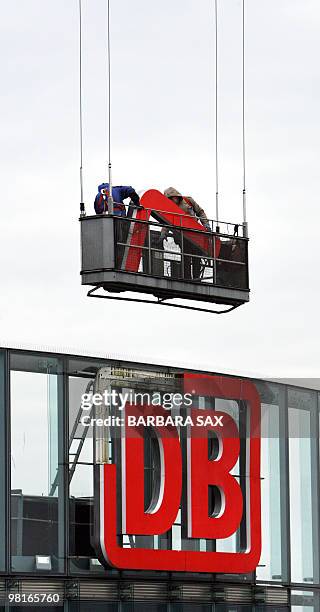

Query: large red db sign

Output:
[94, 374, 261, 573]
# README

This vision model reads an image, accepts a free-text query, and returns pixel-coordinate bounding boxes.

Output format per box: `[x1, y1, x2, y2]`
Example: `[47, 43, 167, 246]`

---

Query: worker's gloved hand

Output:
[204, 224, 211, 232]
[129, 199, 143, 210]
[130, 193, 144, 209]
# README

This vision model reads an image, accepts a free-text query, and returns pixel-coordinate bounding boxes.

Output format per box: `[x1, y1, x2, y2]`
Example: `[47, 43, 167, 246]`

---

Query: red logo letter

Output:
[123, 404, 182, 536]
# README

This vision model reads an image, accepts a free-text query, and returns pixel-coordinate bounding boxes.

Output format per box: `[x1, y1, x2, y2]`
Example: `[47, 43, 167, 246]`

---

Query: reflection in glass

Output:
[289, 389, 318, 584]
[256, 384, 283, 582]
[69, 376, 103, 574]
[10, 364, 64, 573]
[291, 588, 319, 611]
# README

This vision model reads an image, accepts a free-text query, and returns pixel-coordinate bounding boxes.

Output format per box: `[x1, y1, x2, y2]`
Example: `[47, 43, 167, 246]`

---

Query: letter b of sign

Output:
[95, 374, 261, 574]
[188, 410, 243, 540]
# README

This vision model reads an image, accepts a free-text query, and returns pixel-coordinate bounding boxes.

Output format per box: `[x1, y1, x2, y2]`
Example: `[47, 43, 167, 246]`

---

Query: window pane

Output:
[10, 358, 64, 573]
[289, 389, 318, 584]
[69, 375, 104, 574]
[291, 591, 319, 612]
[291, 589, 319, 610]
[256, 383, 286, 582]
[0, 352, 6, 571]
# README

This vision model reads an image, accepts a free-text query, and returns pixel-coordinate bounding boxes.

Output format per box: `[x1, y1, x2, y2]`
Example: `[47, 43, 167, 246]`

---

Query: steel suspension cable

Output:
[107, 0, 114, 213]
[242, 0, 248, 236]
[214, 0, 220, 233]
[79, 0, 85, 215]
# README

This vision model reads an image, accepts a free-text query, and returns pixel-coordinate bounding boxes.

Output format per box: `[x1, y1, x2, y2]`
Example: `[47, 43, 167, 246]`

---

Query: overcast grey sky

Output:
[1, 0, 320, 377]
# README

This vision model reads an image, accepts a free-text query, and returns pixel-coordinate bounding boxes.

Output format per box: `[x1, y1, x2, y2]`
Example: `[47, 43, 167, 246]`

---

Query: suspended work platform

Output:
[80, 190, 249, 311]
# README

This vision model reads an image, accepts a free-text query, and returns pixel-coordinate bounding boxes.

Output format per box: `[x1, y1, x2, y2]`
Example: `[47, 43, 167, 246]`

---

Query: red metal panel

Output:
[142, 189, 221, 256]
[123, 190, 220, 272]
[121, 208, 150, 272]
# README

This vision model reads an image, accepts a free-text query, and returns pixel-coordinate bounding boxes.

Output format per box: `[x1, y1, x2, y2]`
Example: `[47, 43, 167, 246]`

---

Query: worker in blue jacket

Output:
[94, 183, 142, 269]
[94, 183, 141, 215]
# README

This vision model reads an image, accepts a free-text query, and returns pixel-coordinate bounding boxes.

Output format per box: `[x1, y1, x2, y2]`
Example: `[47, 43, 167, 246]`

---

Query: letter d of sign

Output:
[123, 405, 182, 537]
[94, 374, 261, 574]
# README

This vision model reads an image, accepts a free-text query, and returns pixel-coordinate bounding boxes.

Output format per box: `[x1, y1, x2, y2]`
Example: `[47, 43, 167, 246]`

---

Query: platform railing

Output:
[121, 202, 247, 237]
[113, 214, 249, 291]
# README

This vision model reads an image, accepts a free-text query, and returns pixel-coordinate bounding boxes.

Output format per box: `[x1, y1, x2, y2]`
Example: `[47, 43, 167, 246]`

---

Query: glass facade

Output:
[0, 347, 318, 610]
